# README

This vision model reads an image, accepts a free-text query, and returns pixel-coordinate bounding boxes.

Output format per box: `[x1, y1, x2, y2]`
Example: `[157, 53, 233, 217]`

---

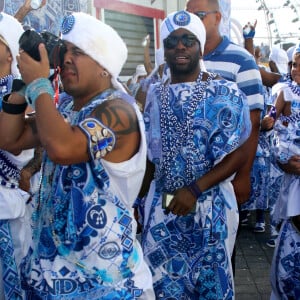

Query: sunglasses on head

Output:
[194, 10, 218, 20]
[163, 34, 199, 49]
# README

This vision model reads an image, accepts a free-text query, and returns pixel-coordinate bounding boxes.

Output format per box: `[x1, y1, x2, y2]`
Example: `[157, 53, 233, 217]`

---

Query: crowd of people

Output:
[0, 0, 299, 299]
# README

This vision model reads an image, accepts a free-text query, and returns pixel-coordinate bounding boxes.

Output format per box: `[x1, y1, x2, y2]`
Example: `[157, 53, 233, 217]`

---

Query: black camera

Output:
[19, 29, 66, 69]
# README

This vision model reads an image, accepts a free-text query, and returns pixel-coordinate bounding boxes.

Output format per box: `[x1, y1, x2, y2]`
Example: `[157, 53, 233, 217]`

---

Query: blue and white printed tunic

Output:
[270, 82, 300, 300]
[141, 75, 251, 299]
[20, 90, 154, 299]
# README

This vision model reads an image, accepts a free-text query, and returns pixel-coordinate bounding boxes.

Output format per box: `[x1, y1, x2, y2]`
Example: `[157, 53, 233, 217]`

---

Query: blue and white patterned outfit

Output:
[20, 90, 154, 299]
[270, 81, 300, 299]
[242, 99, 271, 212]
[0, 74, 34, 299]
[141, 73, 251, 299]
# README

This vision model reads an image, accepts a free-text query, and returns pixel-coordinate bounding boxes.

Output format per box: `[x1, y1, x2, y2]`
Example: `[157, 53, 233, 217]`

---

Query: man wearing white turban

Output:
[0, 12, 154, 299]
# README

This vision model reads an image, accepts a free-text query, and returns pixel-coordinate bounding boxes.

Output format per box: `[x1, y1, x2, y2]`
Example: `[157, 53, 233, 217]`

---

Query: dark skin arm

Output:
[231, 109, 261, 204]
[0, 45, 140, 165]
[243, 23, 281, 88]
[14, 0, 46, 22]
[138, 159, 155, 199]
[278, 156, 300, 175]
[167, 144, 248, 216]
[19, 145, 43, 192]
[143, 34, 153, 75]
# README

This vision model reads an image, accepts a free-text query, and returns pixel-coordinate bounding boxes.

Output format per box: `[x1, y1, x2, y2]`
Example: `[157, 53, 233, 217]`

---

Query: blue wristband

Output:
[243, 28, 255, 39]
[25, 78, 54, 110]
[187, 181, 202, 199]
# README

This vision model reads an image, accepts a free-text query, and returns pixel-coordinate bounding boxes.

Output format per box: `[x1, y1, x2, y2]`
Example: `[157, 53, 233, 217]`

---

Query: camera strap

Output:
[53, 67, 61, 106]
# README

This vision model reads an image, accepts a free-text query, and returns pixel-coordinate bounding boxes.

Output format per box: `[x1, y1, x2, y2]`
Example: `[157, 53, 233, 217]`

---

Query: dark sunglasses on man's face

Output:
[163, 34, 199, 49]
[194, 10, 218, 20]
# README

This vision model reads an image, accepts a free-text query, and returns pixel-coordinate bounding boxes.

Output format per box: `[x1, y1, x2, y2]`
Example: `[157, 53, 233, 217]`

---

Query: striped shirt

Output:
[204, 36, 264, 111]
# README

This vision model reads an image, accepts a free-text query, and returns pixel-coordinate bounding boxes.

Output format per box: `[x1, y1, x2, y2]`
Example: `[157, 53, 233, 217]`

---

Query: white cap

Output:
[160, 10, 206, 55]
[61, 12, 128, 91]
[0, 12, 24, 77]
[286, 45, 296, 63]
[131, 64, 147, 84]
[269, 46, 289, 74]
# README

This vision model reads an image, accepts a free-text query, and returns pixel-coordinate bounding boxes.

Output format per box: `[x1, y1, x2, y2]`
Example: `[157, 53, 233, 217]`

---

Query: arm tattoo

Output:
[93, 100, 139, 136]
[22, 145, 43, 176]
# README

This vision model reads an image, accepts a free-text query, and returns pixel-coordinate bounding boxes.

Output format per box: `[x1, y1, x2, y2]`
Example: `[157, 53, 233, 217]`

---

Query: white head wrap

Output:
[269, 46, 289, 75]
[60, 12, 127, 91]
[0, 12, 24, 77]
[287, 45, 296, 63]
[160, 10, 206, 71]
[292, 44, 300, 60]
[131, 64, 147, 84]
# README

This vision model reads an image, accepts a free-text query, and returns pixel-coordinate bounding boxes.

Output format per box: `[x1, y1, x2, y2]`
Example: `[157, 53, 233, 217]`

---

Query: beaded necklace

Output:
[157, 72, 214, 191]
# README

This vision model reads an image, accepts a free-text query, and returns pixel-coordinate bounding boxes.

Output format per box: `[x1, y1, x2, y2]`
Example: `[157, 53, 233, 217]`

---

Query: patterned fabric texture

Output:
[141, 75, 251, 299]
[20, 90, 154, 299]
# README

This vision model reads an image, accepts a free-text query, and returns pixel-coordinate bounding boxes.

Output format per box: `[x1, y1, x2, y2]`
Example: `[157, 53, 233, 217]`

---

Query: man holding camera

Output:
[0, 12, 154, 299]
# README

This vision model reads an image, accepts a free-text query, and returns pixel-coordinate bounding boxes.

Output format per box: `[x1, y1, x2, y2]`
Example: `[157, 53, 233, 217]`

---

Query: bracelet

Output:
[25, 78, 54, 110]
[243, 29, 255, 39]
[2, 94, 28, 114]
[187, 181, 202, 199]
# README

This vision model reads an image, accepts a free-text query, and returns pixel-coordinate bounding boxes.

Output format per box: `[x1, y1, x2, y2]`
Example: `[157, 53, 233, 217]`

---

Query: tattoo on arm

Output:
[93, 100, 139, 135]
[22, 146, 43, 176]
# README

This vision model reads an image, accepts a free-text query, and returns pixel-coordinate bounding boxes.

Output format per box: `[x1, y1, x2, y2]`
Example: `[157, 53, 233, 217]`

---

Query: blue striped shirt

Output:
[204, 36, 264, 111]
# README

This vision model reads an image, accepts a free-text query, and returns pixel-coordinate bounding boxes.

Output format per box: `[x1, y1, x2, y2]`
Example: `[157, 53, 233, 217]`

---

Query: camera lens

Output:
[19, 29, 43, 61]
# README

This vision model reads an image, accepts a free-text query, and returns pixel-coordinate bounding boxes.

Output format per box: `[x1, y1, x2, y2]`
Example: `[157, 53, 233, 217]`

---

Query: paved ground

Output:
[234, 211, 275, 300]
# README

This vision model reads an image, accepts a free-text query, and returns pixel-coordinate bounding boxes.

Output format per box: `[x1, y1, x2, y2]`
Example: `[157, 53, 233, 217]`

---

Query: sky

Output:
[230, 0, 300, 48]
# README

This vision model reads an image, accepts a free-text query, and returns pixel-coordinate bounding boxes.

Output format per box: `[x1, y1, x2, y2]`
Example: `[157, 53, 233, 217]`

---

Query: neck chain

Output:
[158, 72, 214, 191]
[288, 78, 300, 97]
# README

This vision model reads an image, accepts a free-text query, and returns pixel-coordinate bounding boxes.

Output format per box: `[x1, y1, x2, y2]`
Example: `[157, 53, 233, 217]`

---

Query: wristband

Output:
[243, 28, 255, 39]
[25, 78, 54, 110]
[2, 94, 28, 114]
[187, 181, 202, 199]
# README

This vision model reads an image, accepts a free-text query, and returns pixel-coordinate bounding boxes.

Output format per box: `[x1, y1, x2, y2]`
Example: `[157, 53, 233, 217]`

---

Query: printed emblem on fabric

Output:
[150, 222, 170, 242]
[61, 14, 75, 34]
[98, 242, 120, 259]
[79, 118, 116, 160]
[173, 11, 191, 26]
[87, 204, 107, 229]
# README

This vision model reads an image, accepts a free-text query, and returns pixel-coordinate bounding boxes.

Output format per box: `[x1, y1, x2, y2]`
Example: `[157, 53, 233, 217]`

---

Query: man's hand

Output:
[166, 187, 197, 216]
[14, 0, 46, 22]
[261, 115, 275, 131]
[278, 155, 300, 175]
[17, 44, 50, 84]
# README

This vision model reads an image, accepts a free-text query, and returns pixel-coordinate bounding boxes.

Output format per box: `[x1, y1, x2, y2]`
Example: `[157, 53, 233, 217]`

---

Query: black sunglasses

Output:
[163, 34, 199, 49]
[194, 10, 218, 20]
